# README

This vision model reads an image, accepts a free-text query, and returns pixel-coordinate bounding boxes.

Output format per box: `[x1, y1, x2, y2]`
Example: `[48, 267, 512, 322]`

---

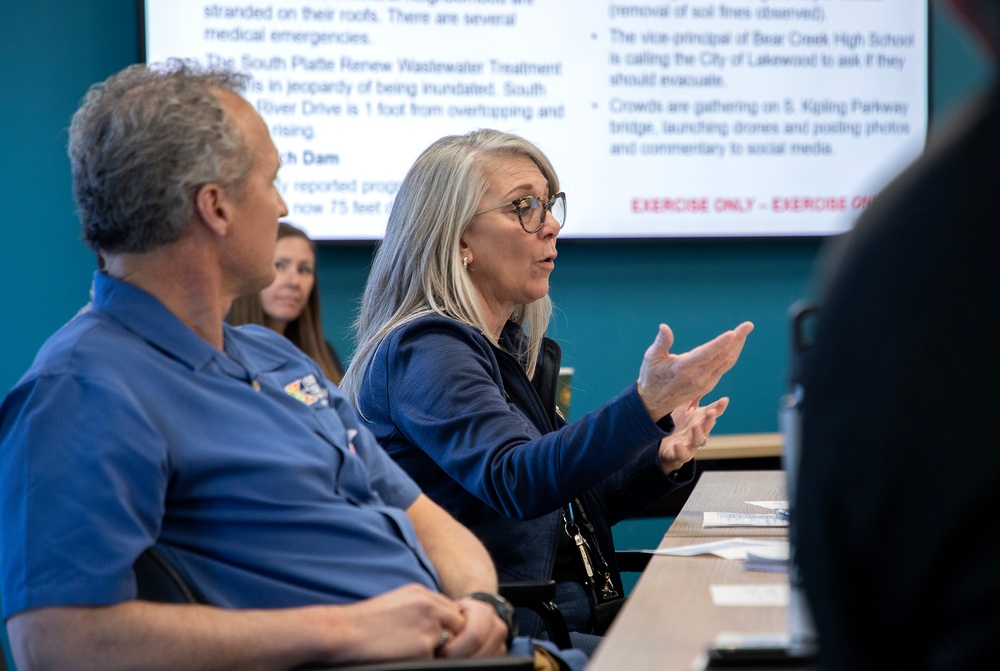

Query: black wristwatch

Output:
[464, 591, 518, 647]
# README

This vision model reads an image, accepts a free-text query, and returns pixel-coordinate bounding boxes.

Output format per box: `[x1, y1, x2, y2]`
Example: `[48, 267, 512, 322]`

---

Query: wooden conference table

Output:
[589, 471, 791, 671]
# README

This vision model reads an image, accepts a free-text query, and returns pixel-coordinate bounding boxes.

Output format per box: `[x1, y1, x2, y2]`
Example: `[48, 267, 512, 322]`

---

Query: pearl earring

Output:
[463, 257, 469, 270]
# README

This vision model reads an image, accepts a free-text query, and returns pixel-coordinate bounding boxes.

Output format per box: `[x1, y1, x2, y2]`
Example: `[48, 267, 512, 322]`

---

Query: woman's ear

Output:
[195, 182, 232, 238]
[459, 236, 472, 267]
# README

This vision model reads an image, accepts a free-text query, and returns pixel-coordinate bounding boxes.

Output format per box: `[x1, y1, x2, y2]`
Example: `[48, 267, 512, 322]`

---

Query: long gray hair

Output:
[340, 129, 559, 404]
[69, 59, 253, 254]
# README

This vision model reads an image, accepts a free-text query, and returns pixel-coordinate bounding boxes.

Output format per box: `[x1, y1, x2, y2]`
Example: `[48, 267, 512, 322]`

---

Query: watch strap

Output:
[464, 591, 518, 647]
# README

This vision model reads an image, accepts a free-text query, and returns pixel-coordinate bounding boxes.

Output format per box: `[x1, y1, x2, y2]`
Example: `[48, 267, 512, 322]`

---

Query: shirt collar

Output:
[91, 272, 221, 373]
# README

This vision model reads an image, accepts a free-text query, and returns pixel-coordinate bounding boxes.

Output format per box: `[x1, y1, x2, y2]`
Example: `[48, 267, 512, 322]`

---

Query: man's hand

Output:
[636, 322, 753, 421]
[437, 597, 508, 658]
[8, 584, 468, 671]
[327, 584, 468, 663]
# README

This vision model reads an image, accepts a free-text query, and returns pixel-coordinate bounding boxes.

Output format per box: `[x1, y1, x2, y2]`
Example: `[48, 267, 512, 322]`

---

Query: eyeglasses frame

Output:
[474, 192, 566, 233]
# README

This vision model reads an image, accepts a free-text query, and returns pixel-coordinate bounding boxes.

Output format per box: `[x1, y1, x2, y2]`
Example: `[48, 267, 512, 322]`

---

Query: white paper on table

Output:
[710, 583, 790, 607]
[744, 542, 791, 573]
[712, 632, 792, 649]
[647, 538, 788, 561]
[689, 632, 794, 671]
[746, 500, 788, 510]
[746, 544, 790, 561]
[704, 512, 789, 528]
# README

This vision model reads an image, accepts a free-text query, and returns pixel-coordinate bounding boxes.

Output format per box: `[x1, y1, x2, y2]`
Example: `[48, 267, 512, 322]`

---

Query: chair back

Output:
[133, 548, 201, 604]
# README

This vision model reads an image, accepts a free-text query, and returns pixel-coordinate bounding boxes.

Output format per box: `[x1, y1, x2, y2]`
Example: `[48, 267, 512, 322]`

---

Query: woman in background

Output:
[229, 222, 344, 384]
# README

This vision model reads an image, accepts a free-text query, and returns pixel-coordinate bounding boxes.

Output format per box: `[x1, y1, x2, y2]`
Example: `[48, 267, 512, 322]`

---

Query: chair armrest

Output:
[498, 581, 572, 650]
[497, 580, 556, 604]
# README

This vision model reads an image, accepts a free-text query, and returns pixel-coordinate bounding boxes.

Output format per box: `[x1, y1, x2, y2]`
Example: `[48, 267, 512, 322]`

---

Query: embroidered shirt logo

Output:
[284, 374, 329, 407]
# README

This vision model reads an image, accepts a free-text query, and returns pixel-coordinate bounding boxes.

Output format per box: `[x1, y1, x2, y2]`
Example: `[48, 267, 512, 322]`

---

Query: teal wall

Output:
[0, 3, 993, 437]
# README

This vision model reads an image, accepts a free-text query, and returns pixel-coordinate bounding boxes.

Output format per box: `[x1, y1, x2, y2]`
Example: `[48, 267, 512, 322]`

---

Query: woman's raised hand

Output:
[636, 322, 754, 422]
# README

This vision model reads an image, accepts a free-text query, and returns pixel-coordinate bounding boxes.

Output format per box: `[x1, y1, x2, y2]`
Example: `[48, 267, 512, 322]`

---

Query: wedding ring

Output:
[435, 628, 450, 652]
[696, 439, 708, 449]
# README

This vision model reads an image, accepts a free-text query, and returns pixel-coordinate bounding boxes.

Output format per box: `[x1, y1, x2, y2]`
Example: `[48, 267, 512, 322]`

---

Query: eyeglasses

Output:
[474, 192, 566, 233]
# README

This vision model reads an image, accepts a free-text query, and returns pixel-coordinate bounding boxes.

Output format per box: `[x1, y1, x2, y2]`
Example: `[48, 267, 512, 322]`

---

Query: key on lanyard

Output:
[573, 532, 595, 581]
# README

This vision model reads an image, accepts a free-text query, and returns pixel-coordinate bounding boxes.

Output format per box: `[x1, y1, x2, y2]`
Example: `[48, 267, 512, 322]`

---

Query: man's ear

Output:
[195, 182, 232, 238]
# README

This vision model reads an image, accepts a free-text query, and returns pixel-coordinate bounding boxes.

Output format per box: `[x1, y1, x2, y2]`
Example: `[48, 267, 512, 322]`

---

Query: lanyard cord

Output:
[573, 501, 612, 572]
[563, 500, 620, 602]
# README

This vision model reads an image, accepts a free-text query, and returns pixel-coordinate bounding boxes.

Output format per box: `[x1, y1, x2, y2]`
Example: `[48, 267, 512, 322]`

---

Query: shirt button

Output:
[252, 379, 261, 392]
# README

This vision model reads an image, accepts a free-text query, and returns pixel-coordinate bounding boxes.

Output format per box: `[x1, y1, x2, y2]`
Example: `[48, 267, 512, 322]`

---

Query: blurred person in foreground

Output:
[341, 128, 752, 653]
[0, 62, 586, 671]
[796, 1, 1000, 668]
[229, 221, 344, 384]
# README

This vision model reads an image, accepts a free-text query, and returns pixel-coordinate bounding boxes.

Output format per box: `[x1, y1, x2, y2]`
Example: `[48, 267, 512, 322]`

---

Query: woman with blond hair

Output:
[342, 129, 752, 654]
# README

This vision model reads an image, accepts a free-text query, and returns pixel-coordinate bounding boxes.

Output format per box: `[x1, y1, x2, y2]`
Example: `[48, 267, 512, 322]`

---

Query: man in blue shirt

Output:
[0, 61, 550, 671]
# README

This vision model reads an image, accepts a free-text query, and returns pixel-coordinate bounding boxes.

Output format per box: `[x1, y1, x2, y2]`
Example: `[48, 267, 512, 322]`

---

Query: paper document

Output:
[744, 543, 791, 573]
[746, 500, 788, 510]
[690, 632, 794, 671]
[649, 538, 788, 561]
[704, 512, 789, 528]
[711, 632, 792, 649]
[710, 584, 790, 607]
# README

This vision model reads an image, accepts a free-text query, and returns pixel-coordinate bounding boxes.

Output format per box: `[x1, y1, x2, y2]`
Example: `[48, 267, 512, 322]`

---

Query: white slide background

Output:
[146, 0, 928, 239]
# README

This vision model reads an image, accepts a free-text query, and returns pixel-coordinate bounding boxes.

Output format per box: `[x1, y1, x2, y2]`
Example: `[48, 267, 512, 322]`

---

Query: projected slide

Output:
[145, 0, 928, 239]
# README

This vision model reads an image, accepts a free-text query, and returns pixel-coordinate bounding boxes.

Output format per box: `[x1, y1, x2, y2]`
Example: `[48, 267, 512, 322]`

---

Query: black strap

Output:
[563, 500, 621, 605]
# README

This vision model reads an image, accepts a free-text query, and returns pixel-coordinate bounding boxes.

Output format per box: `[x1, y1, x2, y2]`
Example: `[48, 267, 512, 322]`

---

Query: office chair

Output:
[133, 549, 534, 671]
[496, 549, 652, 647]
[498, 581, 571, 649]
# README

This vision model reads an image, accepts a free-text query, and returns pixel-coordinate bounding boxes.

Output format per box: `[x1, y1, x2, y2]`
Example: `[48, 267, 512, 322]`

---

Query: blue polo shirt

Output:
[0, 273, 438, 619]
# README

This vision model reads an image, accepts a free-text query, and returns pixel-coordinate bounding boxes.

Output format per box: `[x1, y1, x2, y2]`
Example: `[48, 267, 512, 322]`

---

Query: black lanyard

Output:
[562, 500, 620, 604]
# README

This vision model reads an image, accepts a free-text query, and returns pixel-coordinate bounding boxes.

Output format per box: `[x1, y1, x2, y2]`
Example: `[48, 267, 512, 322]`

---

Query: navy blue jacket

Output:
[357, 314, 694, 622]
